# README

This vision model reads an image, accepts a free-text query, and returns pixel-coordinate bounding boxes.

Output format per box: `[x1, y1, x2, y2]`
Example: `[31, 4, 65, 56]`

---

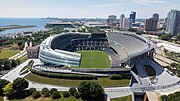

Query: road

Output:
[1, 59, 31, 82]
[1, 59, 180, 99]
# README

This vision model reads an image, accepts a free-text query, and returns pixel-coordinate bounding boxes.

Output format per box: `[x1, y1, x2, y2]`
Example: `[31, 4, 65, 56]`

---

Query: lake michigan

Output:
[0, 18, 53, 36]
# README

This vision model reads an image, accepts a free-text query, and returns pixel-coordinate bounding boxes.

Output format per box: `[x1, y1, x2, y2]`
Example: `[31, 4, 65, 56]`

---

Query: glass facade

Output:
[166, 10, 180, 35]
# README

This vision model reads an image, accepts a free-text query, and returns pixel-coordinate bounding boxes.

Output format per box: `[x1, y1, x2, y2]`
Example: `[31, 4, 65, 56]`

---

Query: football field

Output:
[74, 50, 111, 68]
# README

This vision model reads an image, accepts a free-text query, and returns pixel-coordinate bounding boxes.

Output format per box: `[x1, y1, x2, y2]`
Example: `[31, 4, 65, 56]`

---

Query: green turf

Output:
[10, 96, 83, 101]
[0, 48, 20, 59]
[111, 95, 132, 101]
[19, 55, 27, 64]
[24, 73, 130, 87]
[73, 50, 111, 68]
[50, 96, 83, 101]
[0, 96, 3, 101]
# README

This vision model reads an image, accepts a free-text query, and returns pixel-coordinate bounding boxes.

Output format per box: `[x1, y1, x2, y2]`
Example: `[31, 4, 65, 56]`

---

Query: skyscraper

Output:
[152, 13, 159, 29]
[144, 18, 157, 31]
[107, 15, 117, 23]
[166, 9, 180, 35]
[130, 11, 136, 23]
[153, 13, 159, 21]
[119, 14, 125, 29]
[107, 15, 117, 27]
[123, 18, 130, 30]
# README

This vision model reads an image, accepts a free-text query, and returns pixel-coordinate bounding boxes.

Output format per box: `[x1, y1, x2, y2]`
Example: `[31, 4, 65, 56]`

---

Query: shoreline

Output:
[0, 25, 37, 31]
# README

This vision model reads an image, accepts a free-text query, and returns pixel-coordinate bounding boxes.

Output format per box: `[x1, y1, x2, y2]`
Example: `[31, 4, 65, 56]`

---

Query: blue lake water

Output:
[0, 18, 53, 36]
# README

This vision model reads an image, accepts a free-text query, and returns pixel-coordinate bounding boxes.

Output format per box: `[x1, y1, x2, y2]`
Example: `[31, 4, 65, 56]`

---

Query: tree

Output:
[29, 88, 36, 95]
[50, 88, 57, 94]
[74, 92, 80, 99]
[160, 33, 172, 41]
[175, 34, 180, 41]
[0, 88, 4, 96]
[41, 87, 49, 94]
[32, 91, 41, 99]
[17, 41, 23, 47]
[0, 79, 10, 88]
[10, 60, 17, 68]
[3, 83, 15, 97]
[69, 87, 77, 96]
[62, 91, 70, 98]
[12, 78, 29, 92]
[3, 59, 10, 70]
[51, 91, 61, 99]
[170, 63, 178, 68]
[161, 95, 168, 101]
[78, 81, 104, 101]
[43, 92, 50, 97]
[15, 59, 20, 65]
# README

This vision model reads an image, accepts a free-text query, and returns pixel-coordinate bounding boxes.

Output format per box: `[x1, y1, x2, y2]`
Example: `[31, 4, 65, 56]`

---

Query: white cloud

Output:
[92, 4, 114, 7]
[131, 0, 166, 5]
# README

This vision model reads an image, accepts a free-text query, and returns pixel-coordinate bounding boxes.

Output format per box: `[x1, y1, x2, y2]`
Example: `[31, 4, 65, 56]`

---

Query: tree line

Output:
[0, 78, 105, 101]
[0, 58, 20, 70]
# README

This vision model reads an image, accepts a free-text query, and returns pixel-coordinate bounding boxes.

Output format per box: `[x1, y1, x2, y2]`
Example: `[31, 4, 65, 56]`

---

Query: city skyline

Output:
[0, 0, 180, 18]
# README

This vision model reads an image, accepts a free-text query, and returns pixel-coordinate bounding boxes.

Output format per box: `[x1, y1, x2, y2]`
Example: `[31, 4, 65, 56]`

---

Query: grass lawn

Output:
[0, 96, 3, 101]
[10, 93, 83, 101]
[10, 96, 83, 101]
[19, 55, 28, 64]
[0, 48, 20, 59]
[24, 73, 130, 87]
[111, 95, 132, 101]
[72, 50, 111, 68]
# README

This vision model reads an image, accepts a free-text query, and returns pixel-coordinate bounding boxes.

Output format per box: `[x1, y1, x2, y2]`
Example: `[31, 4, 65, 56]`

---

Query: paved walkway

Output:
[1, 59, 31, 82]
[9, 50, 26, 60]
[146, 92, 160, 101]
[4, 96, 9, 101]
[9, 41, 28, 60]
[1, 59, 180, 99]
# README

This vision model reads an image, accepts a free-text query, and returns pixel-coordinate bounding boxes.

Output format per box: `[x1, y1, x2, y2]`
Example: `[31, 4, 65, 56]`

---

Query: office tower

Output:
[119, 14, 125, 28]
[153, 13, 159, 20]
[152, 13, 159, 29]
[166, 9, 180, 35]
[107, 15, 117, 23]
[144, 18, 157, 31]
[107, 15, 117, 27]
[130, 11, 136, 23]
[123, 18, 130, 30]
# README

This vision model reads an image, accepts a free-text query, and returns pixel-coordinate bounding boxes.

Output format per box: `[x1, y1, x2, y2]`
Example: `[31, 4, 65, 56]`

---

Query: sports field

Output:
[74, 50, 111, 68]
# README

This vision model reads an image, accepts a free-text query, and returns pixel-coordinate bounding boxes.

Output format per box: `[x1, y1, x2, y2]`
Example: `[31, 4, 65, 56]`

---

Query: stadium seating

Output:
[39, 32, 153, 68]
[107, 32, 149, 55]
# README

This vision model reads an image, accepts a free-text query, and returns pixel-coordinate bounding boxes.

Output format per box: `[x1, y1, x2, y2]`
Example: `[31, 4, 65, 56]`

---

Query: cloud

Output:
[131, 0, 166, 5]
[92, 4, 114, 7]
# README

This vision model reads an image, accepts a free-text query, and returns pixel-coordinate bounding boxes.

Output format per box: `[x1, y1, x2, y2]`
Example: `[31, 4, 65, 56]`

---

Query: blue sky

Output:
[0, 0, 180, 18]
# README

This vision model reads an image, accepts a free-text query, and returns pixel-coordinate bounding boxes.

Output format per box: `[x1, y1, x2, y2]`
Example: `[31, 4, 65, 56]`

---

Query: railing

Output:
[30, 80, 180, 92]
[105, 80, 180, 92]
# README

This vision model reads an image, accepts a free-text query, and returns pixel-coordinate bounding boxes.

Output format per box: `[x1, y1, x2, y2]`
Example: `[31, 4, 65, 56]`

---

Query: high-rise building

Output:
[166, 9, 180, 35]
[107, 15, 117, 23]
[153, 13, 159, 21]
[119, 14, 125, 29]
[107, 15, 117, 27]
[130, 11, 136, 23]
[123, 18, 130, 30]
[144, 18, 157, 31]
[152, 13, 159, 29]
